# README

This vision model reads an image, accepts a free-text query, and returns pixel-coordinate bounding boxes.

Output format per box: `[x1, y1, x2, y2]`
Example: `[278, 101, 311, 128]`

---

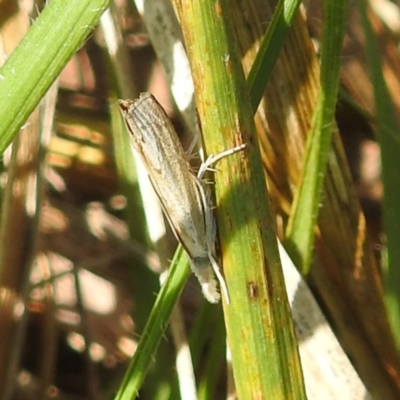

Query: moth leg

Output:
[197, 143, 246, 179]
[193, 144, 245, 304]
[194, 177, 230, 304]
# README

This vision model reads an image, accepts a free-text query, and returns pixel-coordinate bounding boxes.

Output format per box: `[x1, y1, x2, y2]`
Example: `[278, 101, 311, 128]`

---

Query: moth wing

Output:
[147, 173, 205, 259]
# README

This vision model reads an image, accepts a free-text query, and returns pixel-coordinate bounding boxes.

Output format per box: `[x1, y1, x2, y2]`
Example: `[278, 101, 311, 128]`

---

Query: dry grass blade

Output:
[234, 0, 400, 397]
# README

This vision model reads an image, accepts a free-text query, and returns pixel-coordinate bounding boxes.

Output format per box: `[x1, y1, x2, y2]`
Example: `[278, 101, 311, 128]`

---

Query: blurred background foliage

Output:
[1, 0, 400, 399]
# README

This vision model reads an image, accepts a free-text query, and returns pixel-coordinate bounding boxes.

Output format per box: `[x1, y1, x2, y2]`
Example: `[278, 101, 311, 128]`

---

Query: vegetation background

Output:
[0, 0, 400, 399]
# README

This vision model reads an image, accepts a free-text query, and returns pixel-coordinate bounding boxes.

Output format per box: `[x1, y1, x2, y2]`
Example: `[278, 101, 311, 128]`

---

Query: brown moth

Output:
[119, 93, 232, 303]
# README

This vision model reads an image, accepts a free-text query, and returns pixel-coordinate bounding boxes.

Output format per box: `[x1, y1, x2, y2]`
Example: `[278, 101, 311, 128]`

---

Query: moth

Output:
[119, 93, 243, 303]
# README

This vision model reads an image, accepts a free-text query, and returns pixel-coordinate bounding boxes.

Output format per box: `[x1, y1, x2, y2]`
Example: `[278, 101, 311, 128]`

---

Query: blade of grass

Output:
[197, 316, 226, 399]
[357, 0, 400, 348]
[0, 0, 112, 154]
[113, 245, 189, 400]
[231, 0, 400, 397]
[247, 0, 302, 112]
[240, 1, 400, 396]
[284, 0, 349, 274]
[172, 0, 306, 398]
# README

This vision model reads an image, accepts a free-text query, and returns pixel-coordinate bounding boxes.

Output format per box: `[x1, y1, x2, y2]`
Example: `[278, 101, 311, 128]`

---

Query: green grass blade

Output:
[357, 0, 400, 347]
[285, 0, 349, 274]
[247, 0, 302, 112]
[0, 0, 111, 155]
[173, 0, 306, 398]
[197, 317, 225, 399]
[114, 245, 190, 400]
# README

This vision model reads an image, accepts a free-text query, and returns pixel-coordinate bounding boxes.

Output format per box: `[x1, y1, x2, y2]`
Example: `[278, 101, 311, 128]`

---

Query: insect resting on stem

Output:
[118, 92, 245, 304]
